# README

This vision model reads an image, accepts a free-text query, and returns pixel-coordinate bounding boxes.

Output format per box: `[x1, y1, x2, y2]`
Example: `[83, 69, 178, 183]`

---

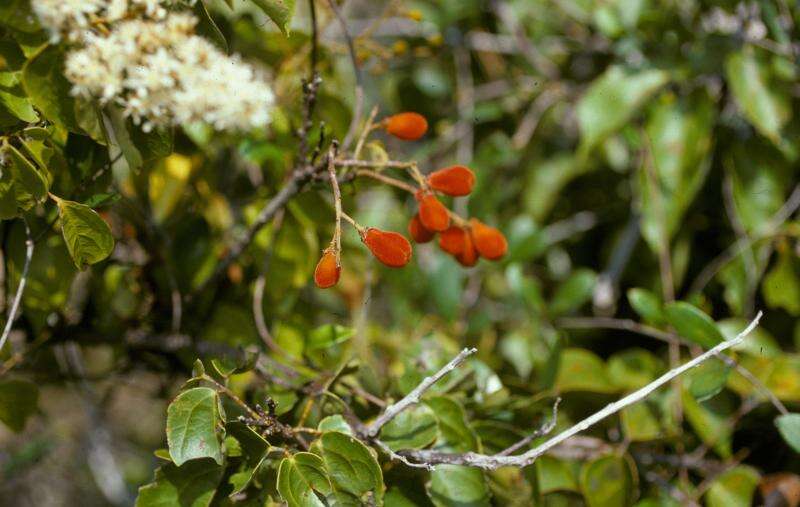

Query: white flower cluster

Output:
[33, 0, 172, 42]
[33, 0, 274, 132]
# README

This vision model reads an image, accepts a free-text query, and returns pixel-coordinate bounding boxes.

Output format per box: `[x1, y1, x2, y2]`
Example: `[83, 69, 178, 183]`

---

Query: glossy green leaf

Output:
[277, 453, 331, 507]
[577, 66, 668, 154]
[318, 415, 353, 435]
[428, 465, 490, 507]
[166, 387, 223, 466]
[775, 413, 800, 453]
[318, 431, 383, 498]
[0, 379, 38, 432]
[135, 459, 223, 507]
[379, 403, 439, 451]
[664, 302, 725, 349]
[251, 0, 296, 36]
[54, 196, 115, 269]
[704, 465, 760, 507]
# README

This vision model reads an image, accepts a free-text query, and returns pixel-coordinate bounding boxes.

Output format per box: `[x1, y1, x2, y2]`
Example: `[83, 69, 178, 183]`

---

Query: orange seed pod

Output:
[470, 219, 507, 260]
[417, 191, 450, 232]
[438, 226, 467, 255]
[457, 232, 479, 267]
[408, 213, 435, 243]
[427, 165, 476, 196]
[314, 249, 341, 288]
[385, 112, 428, 141]
[363, 228, 412, 268]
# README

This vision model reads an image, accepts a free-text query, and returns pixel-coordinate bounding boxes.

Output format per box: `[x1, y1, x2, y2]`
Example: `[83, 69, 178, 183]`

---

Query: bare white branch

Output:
[398, 312, 762, 470]
[367, 347, 477, 437]
[0, 218, 33, 354]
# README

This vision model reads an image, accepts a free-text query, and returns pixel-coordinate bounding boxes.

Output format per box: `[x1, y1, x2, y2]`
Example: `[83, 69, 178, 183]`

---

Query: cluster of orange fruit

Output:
[314, 112, 507, 289]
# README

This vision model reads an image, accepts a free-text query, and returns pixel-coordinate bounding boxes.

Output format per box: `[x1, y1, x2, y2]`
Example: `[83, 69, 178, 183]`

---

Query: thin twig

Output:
[498, 398, 561, 456]
[253, 208, 286, 351]
[0, 218, 33, 354]
[397, 313, 762, 469]
[355, 169, 417, 193]
[367, 347, 477, 437]
[326, 0, 363, 150]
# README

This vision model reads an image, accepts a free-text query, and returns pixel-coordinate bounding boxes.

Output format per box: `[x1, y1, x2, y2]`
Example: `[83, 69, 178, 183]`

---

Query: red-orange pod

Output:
[408, 213, 435, 243]
[427, 165, 476, 196]
[438, 226, 467, 255]
[385, 112, 428, 141]
[314, 249, 341, 288]
[363, 228, 412, 267]
[457, 232, 479, 267]
[417, 192, 450, 232]
[470, 219, 507, 260]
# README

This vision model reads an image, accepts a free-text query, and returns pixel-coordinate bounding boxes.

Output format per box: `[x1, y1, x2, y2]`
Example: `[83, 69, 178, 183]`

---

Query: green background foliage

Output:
[0, 0, 800, 505]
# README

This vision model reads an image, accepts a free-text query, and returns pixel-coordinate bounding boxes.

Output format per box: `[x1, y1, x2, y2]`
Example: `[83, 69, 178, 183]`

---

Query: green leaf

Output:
[379, 404, 439, 451]
[305, 324, 353, 369]
[682, 389, 731, 458]
[0, 162, 17, 219]
[226, 420, 269, 459]
[166, 387, 223, 466]
[318, 415, 353, 435]
[627, 288, 666, 326]
[725, 46, 791, 144]
[775, 413, 800, 453]
[664, 302, 725, 349]
[549, 268, 597, 316]
[428, 465, 490, 507]
[576, 65, 669, 154]
[0, 379, 38, 432]
[762, 250, 800, 316]
[704, 465, 760, 507]
[277, 453, 331, 507]
[425, 396, 479, 452]
[105, 106, 173, 171]
[136, 459, 223, 507]
[536, 455, 579, 493]
[251, 0, 296, 36]
[2, 142, 48, 209]
[555, 348, 617, 394]
[620, 403, 662, 441]
[318, 431, 383, 499]
[54, 196, 115, 269]
[639, 92, 715, 252]
[579, 455, 633, 507]
[688, 359, 731, 402]
[608, 349, 663, 391]
[0, 71, 37, 123]
[21, 45, 80, 132]
[193, 0, 228, 52]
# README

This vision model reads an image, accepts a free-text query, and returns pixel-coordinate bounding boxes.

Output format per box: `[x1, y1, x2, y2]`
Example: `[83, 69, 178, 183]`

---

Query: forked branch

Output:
[379, 313, 762, 470]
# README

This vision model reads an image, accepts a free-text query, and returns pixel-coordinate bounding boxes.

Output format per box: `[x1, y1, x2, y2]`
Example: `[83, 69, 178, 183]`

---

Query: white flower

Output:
[62, 10, 274, 132]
